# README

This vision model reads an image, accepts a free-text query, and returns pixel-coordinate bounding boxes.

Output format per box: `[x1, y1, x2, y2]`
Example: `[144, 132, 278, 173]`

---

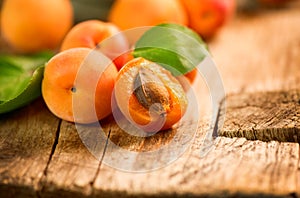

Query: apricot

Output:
[108, 0, 188, 30]
[61, 20, 121, 51]
[185, 68, 198, 83]
[60, 19, 131, 70]
[114, 57, 188, 132]
[1, 0, 73, 53]
[113, 50, 134, 71]
[42, 48, 118, 123]
[181, 0, 235, 39]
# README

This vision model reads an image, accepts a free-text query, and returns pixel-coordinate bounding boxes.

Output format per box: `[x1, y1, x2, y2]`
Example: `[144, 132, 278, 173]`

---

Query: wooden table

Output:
[1, 3, 300, 198]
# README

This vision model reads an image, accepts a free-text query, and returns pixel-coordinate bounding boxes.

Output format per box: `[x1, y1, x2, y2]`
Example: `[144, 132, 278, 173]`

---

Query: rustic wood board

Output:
[220, 90, 300, 142]
[0, 100, 60, 197]
[1, 3, 300, 198]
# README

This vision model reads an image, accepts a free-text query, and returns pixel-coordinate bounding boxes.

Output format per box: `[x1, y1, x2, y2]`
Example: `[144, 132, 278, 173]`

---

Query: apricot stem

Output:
[71, 87, 77, 93]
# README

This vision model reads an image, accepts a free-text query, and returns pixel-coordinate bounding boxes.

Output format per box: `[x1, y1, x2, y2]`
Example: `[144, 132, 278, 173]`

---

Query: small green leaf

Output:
[133, 23, 209, 76]
[0, 52, 53, 114]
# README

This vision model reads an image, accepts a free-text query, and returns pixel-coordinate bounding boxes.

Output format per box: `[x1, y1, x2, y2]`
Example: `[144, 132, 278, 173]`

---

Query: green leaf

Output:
[0, 52, 53, 114]
[133, 23, 209, 76]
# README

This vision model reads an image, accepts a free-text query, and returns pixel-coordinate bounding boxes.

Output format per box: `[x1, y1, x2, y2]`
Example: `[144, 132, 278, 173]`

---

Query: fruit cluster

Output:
[1, 0, 236, 53]
[106, 0, 236, 40]
[1, 0, 219, 132]
[41, 20, 191, 132]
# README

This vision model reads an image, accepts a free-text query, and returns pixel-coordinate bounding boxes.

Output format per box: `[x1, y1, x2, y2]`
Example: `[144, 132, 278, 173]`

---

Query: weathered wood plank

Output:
[0, 99, 59, 198]
[93, 123, 299, 197]
[220, 89, 300, 142]
[98, 113, 198, 172]
[39, 120, 101, 197]
[92, 122, 209, 197]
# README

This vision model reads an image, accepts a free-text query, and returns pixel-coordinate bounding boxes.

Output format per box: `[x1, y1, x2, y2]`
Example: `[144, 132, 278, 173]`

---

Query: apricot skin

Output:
[60, 20, 121, 51]
[1, 0, 73, 53]
[108, 0, 188, 30]
[181, 0, 235, 39]
[60, 19, 131, 70]
[113, 51, 134, 71]
[114, 57, 187, 132]
[42, 48, 118, 123]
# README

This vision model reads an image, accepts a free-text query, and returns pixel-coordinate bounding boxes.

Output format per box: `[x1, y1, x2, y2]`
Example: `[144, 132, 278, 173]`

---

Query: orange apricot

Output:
[113, 50, 134, 71]
[42, 48, 118, 123]
[114, 57, 188, 132]
[60, 19, 131, 70]
[60, 20, 123, 51]
[1, 0, 73, 53]
[180, 0, 235, 39]
[185, 68, 198, 83]
[108, 0, 188, 30]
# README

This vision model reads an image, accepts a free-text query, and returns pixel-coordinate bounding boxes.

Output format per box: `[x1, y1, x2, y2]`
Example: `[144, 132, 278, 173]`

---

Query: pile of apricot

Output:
[0, 0, 234, 54]
[0, 0, 201, 132]
[41, 20, 193, 132]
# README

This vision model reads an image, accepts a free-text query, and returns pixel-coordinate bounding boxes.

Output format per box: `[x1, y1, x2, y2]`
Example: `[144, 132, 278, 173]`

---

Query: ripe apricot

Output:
[180, 0, 235, 39]
[1, 0, 73, 53]
[42, 48, 118, 123]
[108, 0, 188, 30]
[60, 19, 131, 70]
[185, 68, 198, 83]
[113, 50, 134, 71]
[114, 57, 188, 132]
[61, 20, 122, 51]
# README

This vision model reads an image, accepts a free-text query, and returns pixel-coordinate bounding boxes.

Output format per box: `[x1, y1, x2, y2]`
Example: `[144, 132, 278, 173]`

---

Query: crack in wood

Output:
[43, 119, 62, 177]
[36, 119, 62, 197]
[213, 98, 225, 138]
[90, 128, 111, 190]
[198, 98, 226, 157]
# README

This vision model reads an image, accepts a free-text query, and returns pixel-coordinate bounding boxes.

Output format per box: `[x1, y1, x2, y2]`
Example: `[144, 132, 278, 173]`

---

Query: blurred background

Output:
[0, 0, 299, 54]
[69, 0, 298, 23]
[71, 0, 114, 22]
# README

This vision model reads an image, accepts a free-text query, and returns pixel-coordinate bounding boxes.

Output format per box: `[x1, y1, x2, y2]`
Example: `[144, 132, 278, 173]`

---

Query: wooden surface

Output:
[1, 3, 300, 198]
[220, 90, 300, 142]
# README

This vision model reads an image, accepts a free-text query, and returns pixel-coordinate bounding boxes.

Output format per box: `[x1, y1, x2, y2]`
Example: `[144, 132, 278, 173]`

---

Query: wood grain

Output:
[93, 124, 299, 197]
[39, 120, 100, 197]
[0, 99, 59, 197]
[220, 90, 300, 142]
